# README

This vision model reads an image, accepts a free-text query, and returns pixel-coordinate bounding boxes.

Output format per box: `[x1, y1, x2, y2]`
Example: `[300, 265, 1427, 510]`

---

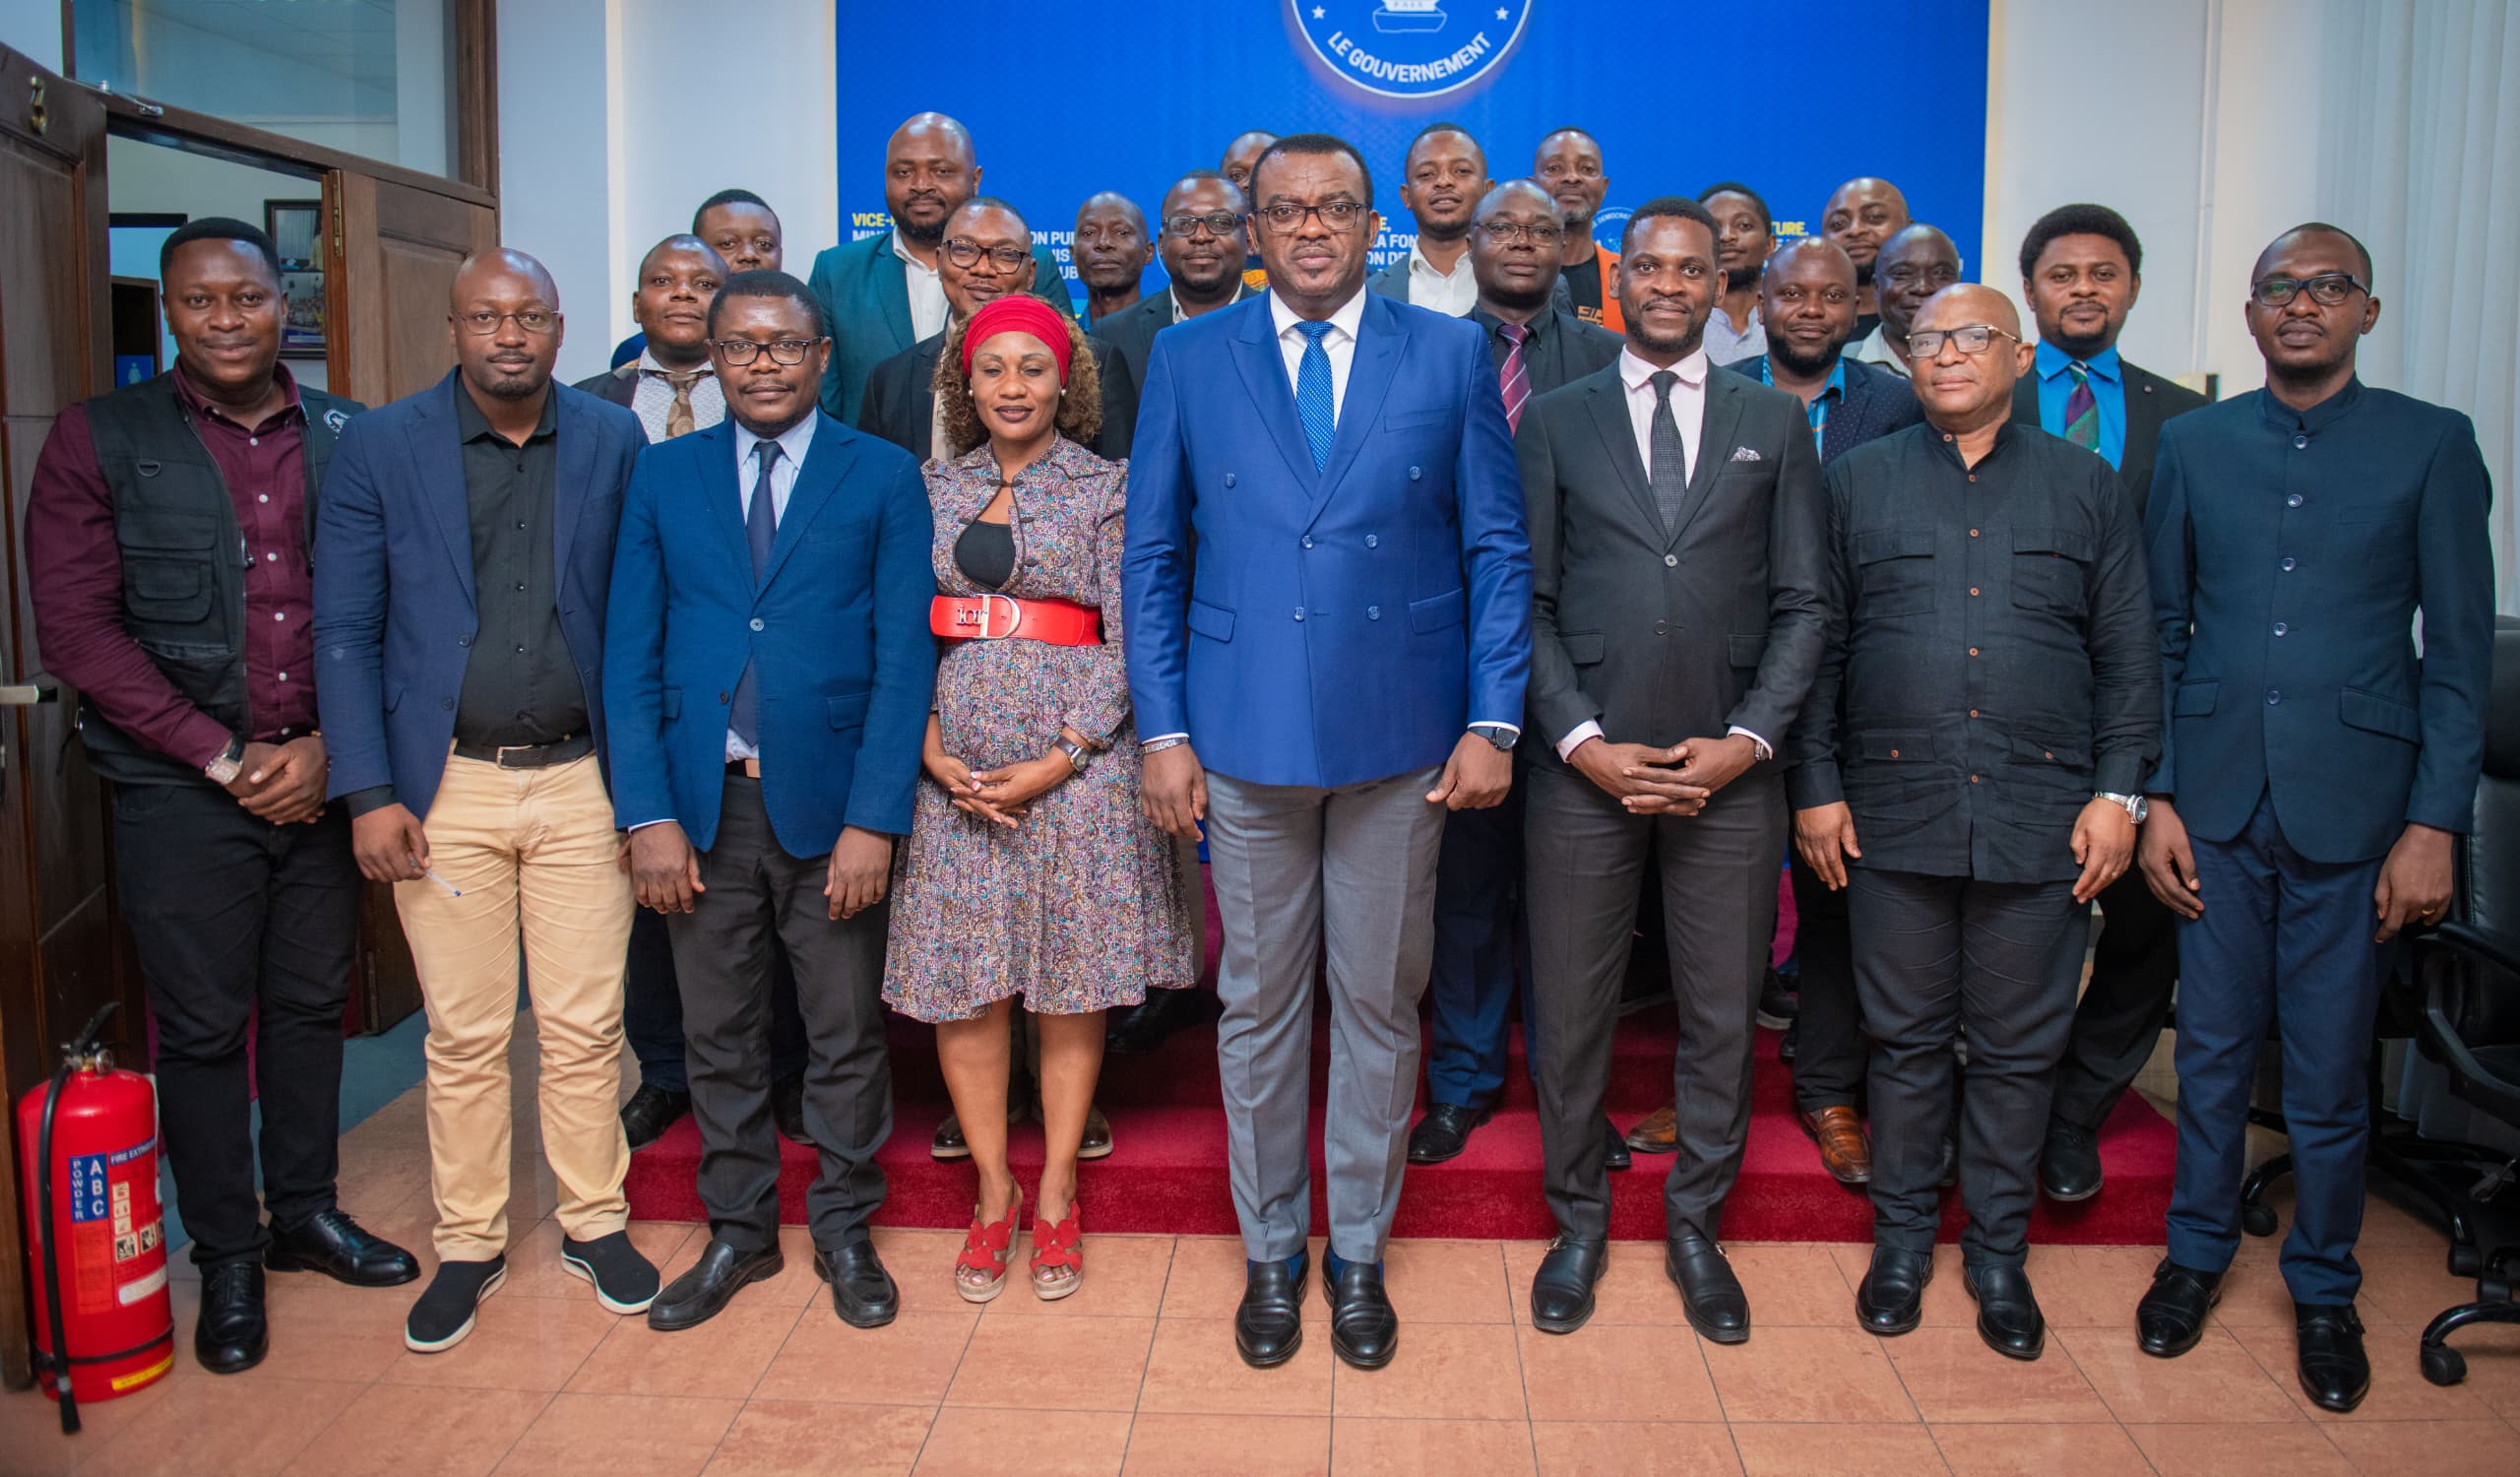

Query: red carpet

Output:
[625, 1003, 2175, 1245]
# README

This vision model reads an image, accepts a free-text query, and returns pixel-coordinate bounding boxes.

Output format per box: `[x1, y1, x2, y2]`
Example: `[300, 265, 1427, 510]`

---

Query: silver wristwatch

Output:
[2097, 791, 2149, 824]
[1469, 724, 1517, 752]
[204, 736, 245, 786]
[1056, 738, 1092, 773]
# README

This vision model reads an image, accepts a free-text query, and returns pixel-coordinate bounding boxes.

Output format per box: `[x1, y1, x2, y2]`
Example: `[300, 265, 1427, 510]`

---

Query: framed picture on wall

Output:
[265, 199, 327, 358]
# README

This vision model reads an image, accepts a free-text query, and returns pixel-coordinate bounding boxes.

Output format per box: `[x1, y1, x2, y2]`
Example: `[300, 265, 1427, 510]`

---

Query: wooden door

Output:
[0, 45, 137, 1391]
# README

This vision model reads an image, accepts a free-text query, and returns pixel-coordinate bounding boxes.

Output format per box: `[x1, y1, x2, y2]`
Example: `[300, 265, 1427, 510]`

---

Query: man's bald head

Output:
[638, 234, 726, 282]
[886, 112, 980, 246]
[1222, 130, 1279, 191]
[1759, 236, 1860, 377]
[1908, 284, 2030, 429]
[1074, 191, 1153, 296]
[1873, 223, 1962, 339]
[1820, 177, 1911, 282]
[449, 247, 564, 403]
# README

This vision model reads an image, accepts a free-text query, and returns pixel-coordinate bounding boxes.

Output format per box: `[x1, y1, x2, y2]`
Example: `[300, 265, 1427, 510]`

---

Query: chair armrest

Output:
[2415, 921, 2520, 1106]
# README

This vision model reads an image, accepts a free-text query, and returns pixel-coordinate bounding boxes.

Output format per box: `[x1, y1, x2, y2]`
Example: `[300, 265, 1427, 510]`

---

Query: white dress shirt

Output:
[628, 351, 726, 443]
[1555, 345, 1766, 763]
[1268, 285, 1367, 417]
[892, 228, 949, 342]
[724, 413, 818, 762]
[1405, 243, 1479, 317]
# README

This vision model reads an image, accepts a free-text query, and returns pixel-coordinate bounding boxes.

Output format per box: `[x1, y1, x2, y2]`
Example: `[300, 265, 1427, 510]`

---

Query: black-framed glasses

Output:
[1477, 221, 1566, 247]
[943, 238, 1031, 272]
[709, 337, 824, 366]
[1164, 211, 1242, 238]
[2250, 272, 2368, 308]
[1878, 262, 1961, 289]
[1253, 201, 1368, 234]
[1904, 324, 2022, 357]
[454, 309, 558, 336]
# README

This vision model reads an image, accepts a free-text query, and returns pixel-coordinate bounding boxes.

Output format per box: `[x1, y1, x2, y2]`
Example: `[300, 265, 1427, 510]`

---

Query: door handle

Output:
[0, 683, 59, 705]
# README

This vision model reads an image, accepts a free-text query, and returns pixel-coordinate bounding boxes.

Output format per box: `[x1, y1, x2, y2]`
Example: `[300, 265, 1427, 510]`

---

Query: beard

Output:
[1852, 258, 1875, 288]
[1722, 262, 1765, 292]
[2047, 322, 2113, 359]
[896, 212, 948, 247]
[1625, 301, 1703, 358]
[1768, 329, 1848, 379]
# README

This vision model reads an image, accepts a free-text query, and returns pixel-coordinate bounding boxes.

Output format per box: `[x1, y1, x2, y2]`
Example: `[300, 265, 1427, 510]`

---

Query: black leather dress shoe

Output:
[266, 1208, 419, 1287]
[1530, 1238, 1607, 1335]
[620, 1083, 692, 1150]
[1105, 987, 1203, 1054]
[1756, 969, 1798, 1029]
[1856, 1245, 1932, 1336]
[648, 1239, 784, 1331]
[1665, 1232, 1749, 1343]
[195, 1260, 269, 1375]
[2135, 1260, 2223, 1358]
[2295, 1303, 2370, 1412]
[814, 1239, 899, 1328]
[1325, 1258, 1399, 1369]
[1778, 1017, 1800, 1063]
[1407, 1103, 1491, 1164]
[772, 1073, 811, 1146]
[1235, 1254, 1307, 1368]
[1966, 1262, 2047, 1360]
[1603, 1118, 1632, 1173]
[2039, 1121, 2104, 1202]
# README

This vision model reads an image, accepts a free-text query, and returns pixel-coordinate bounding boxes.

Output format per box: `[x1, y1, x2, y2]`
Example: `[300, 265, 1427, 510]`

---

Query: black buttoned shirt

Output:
[452, 388, 586, 748]
[1787, 420, 2161, 883]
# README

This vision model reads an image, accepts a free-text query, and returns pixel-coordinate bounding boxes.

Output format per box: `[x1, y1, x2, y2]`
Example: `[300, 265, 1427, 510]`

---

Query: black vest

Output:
[77, 372, 359, 785]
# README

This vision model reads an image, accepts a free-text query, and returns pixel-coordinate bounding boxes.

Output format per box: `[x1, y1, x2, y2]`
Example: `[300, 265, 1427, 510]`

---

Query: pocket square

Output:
[1730, 446, 1762, 462]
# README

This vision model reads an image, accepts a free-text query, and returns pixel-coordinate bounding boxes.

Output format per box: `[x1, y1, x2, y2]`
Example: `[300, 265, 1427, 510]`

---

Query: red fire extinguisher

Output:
[16, 1003, 173, 1432]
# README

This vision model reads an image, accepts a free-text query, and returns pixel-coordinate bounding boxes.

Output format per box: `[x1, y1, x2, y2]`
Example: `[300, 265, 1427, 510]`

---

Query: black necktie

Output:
[1647, 369, 1689, 533]
[728, 440, 781, 747]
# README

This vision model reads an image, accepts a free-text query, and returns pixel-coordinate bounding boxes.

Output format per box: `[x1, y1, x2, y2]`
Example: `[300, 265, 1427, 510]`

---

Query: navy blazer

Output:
[1721, 353, 1924, 465]
[602, 412, 935, 856]
[2010, 353, 2209, 520]
[1121, 290, 1532, 789]
[312, 372, 646, 820]
[2149, 380, 2496, 863]
[807, 232, 1070, 425]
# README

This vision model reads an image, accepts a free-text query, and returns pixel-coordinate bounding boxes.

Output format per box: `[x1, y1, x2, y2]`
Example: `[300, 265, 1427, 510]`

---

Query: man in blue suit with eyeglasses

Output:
[1122, 133, 1532, 1375]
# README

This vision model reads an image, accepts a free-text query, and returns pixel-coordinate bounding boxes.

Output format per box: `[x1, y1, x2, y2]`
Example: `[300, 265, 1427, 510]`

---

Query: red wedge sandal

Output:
[955, 1188, 1023, 1304]
[1031, 1198, 1085, 1301]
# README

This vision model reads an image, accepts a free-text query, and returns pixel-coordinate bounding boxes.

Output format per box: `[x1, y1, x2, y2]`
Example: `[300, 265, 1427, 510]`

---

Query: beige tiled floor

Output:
[7, 1072, 2519, 1475]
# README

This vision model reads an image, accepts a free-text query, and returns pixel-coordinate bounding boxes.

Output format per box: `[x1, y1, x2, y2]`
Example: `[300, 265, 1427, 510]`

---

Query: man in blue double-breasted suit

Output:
[604, 270, 935, 1336]
[2133, 225, 2494, 1412]
[1122, 134, 1533, 1374]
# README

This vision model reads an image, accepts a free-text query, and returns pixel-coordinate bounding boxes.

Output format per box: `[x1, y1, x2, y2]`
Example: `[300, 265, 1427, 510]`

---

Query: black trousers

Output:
[669, 776, 891, 1253]
[1848, 867, 2083, 1266]
[2049, 868, 2179, 1131]
[622, 908, 806, 1094]
[112, 781, 360, 1266]
[1787, 852, 1864, 1111]
[1527, 765, 1784, 1242]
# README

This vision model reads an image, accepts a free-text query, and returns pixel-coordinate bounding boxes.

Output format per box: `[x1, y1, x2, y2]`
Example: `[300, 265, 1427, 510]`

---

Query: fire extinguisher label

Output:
[68, 1153, 108, 1221]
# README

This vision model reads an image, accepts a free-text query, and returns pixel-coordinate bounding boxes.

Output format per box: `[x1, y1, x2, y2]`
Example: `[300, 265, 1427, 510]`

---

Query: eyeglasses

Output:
[1164, 212, 1242, 238]
[944, 238, 1032, 272]
[1477, 221, 1566, 247]
[1253, 201, 1368, 234]
[1878, 262, 1961, 289]
[1903, 324, 2022, 357]
[454, 309, 558, 336]
[2249, 272, 2368, 308]
[709, 337, 824, 365]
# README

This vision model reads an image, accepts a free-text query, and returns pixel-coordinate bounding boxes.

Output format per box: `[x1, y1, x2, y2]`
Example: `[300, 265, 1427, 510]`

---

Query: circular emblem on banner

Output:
[1591, 204, 1632, 254]
[1291, 1, 1533, 100]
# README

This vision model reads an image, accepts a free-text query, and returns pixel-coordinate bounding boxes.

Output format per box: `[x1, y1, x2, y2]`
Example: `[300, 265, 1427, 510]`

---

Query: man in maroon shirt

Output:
[23, 219, 417, 1377]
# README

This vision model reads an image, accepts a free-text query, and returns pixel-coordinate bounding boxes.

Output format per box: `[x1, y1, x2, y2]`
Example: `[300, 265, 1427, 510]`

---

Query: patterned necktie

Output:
[1647, 369, 1689, 533]
[1293, 320, 1336, 471]
[650, 367, 707, 438]
[1497, 321, 1533, 433]
[728, 439, 781, 748]
[2064, 360, 2100, 451]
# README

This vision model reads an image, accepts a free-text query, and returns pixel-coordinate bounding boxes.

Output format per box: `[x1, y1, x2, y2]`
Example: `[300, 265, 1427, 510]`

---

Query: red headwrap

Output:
[960, 294, 1073, 382]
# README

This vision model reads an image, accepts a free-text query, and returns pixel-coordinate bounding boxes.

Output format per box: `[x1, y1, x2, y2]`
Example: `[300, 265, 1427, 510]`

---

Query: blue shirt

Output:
[2035, 341, 2125, 468]
[1761, 355, 1846, 453]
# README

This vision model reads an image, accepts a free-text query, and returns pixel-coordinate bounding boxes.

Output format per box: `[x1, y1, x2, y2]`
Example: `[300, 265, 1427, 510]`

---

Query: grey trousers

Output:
[669, 775, 893, 1255]
[1525, 764, 1784, 1242]
[1204, 765, 1447, 1263]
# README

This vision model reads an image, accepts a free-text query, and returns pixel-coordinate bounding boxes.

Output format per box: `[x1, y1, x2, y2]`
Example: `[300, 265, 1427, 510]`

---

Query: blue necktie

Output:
[1293, 320, 1336, 471]
[728, 439, 781, 748]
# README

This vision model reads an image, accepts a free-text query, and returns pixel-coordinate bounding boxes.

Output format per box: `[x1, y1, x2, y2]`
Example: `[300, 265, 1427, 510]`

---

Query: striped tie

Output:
[1497, 321, 1533, 432]
[2064, 360, 2100, 451]
[1293, 320, 1337, 471]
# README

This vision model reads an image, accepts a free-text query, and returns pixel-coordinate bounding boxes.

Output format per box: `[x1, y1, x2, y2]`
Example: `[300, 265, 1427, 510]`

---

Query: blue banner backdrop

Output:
[835, 1, 1989, 312]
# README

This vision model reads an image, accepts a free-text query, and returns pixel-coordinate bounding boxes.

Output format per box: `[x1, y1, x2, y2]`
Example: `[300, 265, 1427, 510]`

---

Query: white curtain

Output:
[2316, 0, 2520, 610]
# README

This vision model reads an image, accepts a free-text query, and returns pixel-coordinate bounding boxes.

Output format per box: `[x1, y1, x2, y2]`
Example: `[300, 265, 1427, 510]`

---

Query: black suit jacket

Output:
[1722, 353, 1925, 465]
[857, 331, 1136, 463]
[1471, 305, 1623, 398]
[572, 362, 642, 410]
[2009, 352, 2209, 518]
[1368, 254, 1578, 317]
[1517, 361, 1830, 760]
[1090, 285, 1253, 446]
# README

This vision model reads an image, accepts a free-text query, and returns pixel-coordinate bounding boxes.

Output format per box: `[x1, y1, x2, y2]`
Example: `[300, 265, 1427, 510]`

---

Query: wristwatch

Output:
[1056, 738, 1092, 773]
[204, 736, 245, 786]
[2097, 791, 2149, 824]
[1469, 724, 1518, 753]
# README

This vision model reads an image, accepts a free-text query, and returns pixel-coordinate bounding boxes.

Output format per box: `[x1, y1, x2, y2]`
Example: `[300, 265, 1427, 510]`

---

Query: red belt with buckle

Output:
[930, 593, 1103, 645]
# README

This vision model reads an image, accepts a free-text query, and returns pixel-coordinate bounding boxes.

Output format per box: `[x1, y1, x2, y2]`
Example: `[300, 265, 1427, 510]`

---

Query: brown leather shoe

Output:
[1799, 1106, 1873, 1186]
[1624, 1104, 1678, 1154]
